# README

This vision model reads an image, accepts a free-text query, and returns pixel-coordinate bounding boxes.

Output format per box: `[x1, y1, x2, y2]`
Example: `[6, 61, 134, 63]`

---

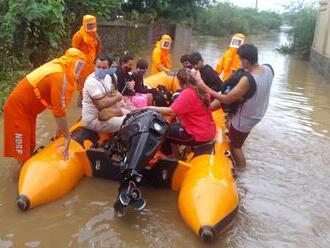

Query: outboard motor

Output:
[114, 109, 169, 216]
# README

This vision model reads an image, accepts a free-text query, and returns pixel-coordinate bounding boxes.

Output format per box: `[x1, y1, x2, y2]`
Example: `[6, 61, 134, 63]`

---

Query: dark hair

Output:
[119, 53, 134, 65]
[176, 68, 209, 109]
[189, 52, 203, 65]
[237, 44, 258, 65]
[94, 55, 113, 67]
[136, 59, 148, 70]
[180, 54, 190, 63]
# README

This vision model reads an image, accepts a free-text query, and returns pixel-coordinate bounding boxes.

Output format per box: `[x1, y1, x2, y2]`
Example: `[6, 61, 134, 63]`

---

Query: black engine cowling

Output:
[118, 109, 169, 178]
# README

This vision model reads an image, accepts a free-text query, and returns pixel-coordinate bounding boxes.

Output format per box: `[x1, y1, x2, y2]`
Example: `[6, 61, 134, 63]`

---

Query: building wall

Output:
[312, 1, 329, 54]
[98, 22, 150, 56]
[311, 0, 330, 80]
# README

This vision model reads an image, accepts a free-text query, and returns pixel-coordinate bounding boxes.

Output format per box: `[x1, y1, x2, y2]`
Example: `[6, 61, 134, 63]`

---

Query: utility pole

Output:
[255, 0, 258, 11]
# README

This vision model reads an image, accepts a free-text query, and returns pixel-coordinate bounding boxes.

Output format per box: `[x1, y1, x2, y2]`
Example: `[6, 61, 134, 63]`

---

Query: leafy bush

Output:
[122, 0, 212, 24]
[0, 69, 27, 113]
[0, 0, 121, 111]
[279, 2, 317, 57]
[0, 0, 121, 67]
[0, 0, 66, 67]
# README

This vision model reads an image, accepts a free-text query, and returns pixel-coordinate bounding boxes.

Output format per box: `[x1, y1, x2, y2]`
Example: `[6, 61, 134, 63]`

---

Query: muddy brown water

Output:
[1, 32, 330, 247]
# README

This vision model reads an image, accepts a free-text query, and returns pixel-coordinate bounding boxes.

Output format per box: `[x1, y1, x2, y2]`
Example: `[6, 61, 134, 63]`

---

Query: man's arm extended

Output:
[195, 72, 250, 104]
[148, 106, 174, 115]
[214, 76, 250, 104]
[55, 115, 71, 160]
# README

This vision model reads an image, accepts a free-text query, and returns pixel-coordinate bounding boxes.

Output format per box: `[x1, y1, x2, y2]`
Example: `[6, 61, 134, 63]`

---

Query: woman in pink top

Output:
[149, 69, 216, 146]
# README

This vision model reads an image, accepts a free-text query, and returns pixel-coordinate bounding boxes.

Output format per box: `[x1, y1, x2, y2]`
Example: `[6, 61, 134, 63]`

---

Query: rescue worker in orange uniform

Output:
[215, 33, 246, 81]
[72, 15, 101, 105]
[150, 34, 172, 75]
[3, 48, 86, 164]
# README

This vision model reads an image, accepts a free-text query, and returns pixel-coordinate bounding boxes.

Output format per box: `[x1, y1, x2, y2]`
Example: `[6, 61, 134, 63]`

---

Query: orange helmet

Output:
[83, 15, 97, 33]
[229, 33, 246, 48]
[160, 34, 172, 50]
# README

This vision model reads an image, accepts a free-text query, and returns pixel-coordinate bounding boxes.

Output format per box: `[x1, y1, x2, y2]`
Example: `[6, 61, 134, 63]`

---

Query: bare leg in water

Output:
[231, 147, 246, 168]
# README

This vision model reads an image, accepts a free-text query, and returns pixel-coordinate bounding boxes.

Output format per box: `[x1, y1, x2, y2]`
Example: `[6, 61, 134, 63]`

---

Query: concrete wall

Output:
[310, 0, 330, 80]
[148, 23, 176, 45]
[312, 1, 330, 54]
[97, 21, 192, 56]
[98, 22, 150, 56]
[173, 24, 193, 52]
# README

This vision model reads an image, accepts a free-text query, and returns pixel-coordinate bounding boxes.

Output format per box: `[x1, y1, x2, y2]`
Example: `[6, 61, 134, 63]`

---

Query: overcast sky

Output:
[218, 0, 318, 12]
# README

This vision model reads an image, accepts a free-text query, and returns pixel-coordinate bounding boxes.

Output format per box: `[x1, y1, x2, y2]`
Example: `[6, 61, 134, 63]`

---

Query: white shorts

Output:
[83, 115, 126, 133]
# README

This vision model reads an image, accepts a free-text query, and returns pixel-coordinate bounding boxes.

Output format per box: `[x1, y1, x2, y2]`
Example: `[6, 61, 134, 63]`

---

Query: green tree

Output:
[0, 0, 121, 68]
[0, 0, 121, 112]
[195, 3, 282, 36]
[64, 0, 121, 35]
[122, 0, 213, 22]
[0, 0, 66, 67]
[291, 8, 317, 56]
[280, 1, 317, 57]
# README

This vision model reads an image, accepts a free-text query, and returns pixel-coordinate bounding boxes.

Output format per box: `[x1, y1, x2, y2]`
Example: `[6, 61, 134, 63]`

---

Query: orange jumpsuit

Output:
[151, 35, 172, 75]
[72, 16, 101, 90]
[3, 49, 85, 161]
[215, 33, 246, 81]
[215, 48, 240, 81]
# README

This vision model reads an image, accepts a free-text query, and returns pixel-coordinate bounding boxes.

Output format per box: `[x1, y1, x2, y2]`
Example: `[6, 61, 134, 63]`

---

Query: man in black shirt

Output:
[189, 52, 223, 92]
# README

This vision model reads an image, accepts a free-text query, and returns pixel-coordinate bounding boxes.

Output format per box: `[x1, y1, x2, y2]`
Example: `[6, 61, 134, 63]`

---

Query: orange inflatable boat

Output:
[17, 71, 239, 241]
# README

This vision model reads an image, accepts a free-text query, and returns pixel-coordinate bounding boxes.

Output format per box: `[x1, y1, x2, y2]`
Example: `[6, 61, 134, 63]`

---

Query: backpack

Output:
[220, 64, 274, 114]
[221, 69, 256, 113]
[147, 85, 173, 107]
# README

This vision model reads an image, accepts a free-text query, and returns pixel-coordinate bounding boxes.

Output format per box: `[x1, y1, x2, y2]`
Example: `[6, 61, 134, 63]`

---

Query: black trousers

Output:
[162, 122, 206, 154]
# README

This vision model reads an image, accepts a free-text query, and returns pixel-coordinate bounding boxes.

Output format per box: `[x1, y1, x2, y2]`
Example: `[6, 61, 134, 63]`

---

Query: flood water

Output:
[1, 32, 330, 247]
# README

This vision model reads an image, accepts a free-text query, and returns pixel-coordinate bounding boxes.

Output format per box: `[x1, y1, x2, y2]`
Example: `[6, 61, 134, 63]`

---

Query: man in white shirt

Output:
[82, 55, 130, 133]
